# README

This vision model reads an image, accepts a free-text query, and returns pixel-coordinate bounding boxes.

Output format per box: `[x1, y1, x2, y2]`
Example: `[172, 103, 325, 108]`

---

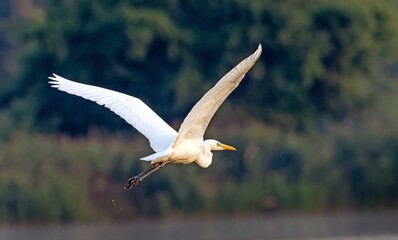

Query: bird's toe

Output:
[124, 176, 142, 191]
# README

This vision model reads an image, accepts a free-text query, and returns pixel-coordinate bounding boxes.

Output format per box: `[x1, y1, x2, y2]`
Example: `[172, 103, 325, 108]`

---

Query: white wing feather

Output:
[175, 44, 262, 143]
[48, 74, 177, 152]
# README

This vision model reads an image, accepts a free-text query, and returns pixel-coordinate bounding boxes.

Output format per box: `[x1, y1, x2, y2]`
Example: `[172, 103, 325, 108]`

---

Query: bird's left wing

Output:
[175, 44, 262, 144]
[49, 74, 177, 152]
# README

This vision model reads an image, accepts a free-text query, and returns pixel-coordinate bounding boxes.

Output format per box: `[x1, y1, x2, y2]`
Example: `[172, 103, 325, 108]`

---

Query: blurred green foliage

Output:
[0, 0, 397, 221]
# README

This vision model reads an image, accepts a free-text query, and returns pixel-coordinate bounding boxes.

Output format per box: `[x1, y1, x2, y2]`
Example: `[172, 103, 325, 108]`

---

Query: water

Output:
[0, 210, 397, 240]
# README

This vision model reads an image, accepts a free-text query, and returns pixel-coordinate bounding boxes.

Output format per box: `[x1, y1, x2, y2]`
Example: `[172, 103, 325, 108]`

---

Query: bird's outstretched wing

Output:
[175, 44, 262, 144]
[49, 74, 177, 152]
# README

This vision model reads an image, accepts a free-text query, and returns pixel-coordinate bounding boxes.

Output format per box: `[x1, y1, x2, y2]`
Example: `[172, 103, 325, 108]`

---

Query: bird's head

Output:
[205, 139, 236, 151]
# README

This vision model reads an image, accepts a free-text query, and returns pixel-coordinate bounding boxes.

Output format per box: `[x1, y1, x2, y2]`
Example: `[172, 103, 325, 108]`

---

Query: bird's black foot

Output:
[124, 176, 142, 191]
[123, 160, 174, 191]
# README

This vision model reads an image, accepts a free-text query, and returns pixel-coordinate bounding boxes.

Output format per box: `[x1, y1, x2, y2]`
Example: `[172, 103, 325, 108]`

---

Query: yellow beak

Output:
[220, 143, 237, 151]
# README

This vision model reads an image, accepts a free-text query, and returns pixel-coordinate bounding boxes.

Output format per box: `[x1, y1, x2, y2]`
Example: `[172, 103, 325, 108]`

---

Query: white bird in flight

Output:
[49, 44, 262, 190]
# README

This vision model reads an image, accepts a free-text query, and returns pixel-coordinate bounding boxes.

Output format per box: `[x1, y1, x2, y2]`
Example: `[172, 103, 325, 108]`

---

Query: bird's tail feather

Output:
[140, 147, 174, 161]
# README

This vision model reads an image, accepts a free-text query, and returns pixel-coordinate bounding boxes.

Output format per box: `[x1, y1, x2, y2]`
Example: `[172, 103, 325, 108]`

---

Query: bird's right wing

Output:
[175, 44, 262, 144]
[49, 74, 177, 152]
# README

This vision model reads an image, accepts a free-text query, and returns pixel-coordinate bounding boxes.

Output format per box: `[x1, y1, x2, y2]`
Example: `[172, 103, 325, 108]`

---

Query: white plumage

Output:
[49, 44, 262, 190]
[49, 74, 178, 152]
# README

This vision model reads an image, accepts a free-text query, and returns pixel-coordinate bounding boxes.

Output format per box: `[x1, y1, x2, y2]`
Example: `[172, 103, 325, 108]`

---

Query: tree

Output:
[4, 0, 398, 134]
[238, 0, 398, 129]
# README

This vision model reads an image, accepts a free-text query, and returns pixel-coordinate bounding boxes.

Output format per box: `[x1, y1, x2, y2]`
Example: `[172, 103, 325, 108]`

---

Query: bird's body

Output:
[49, 44, 262, 190]
[169, 139, 217, 168]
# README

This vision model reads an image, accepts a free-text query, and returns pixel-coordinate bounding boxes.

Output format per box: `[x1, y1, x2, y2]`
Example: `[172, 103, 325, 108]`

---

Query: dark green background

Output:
[0, 0, 397, 221]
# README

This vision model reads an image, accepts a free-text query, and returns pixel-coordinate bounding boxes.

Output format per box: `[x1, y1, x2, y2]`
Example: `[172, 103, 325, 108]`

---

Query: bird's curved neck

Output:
[196, 141, 213, 168]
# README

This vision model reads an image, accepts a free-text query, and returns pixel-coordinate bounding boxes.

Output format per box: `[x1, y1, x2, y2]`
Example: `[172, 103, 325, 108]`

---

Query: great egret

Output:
[49, 44, 262, 190]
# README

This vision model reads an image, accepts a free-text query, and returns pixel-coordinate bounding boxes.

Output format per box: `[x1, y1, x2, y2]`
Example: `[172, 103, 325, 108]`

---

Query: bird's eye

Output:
[216, 143, 220, 146]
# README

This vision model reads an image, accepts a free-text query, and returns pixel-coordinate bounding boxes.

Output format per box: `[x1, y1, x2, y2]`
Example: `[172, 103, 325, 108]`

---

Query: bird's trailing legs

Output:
[124, 160, 174, 191]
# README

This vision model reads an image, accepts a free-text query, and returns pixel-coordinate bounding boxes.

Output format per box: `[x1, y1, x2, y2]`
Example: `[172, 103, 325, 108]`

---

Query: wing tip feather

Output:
[48, 73, 62, 85]
[252, 43, 262, 61]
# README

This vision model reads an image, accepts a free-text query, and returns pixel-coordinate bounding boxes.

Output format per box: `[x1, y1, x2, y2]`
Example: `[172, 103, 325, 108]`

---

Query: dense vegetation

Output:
[0, 0, 397, 221]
